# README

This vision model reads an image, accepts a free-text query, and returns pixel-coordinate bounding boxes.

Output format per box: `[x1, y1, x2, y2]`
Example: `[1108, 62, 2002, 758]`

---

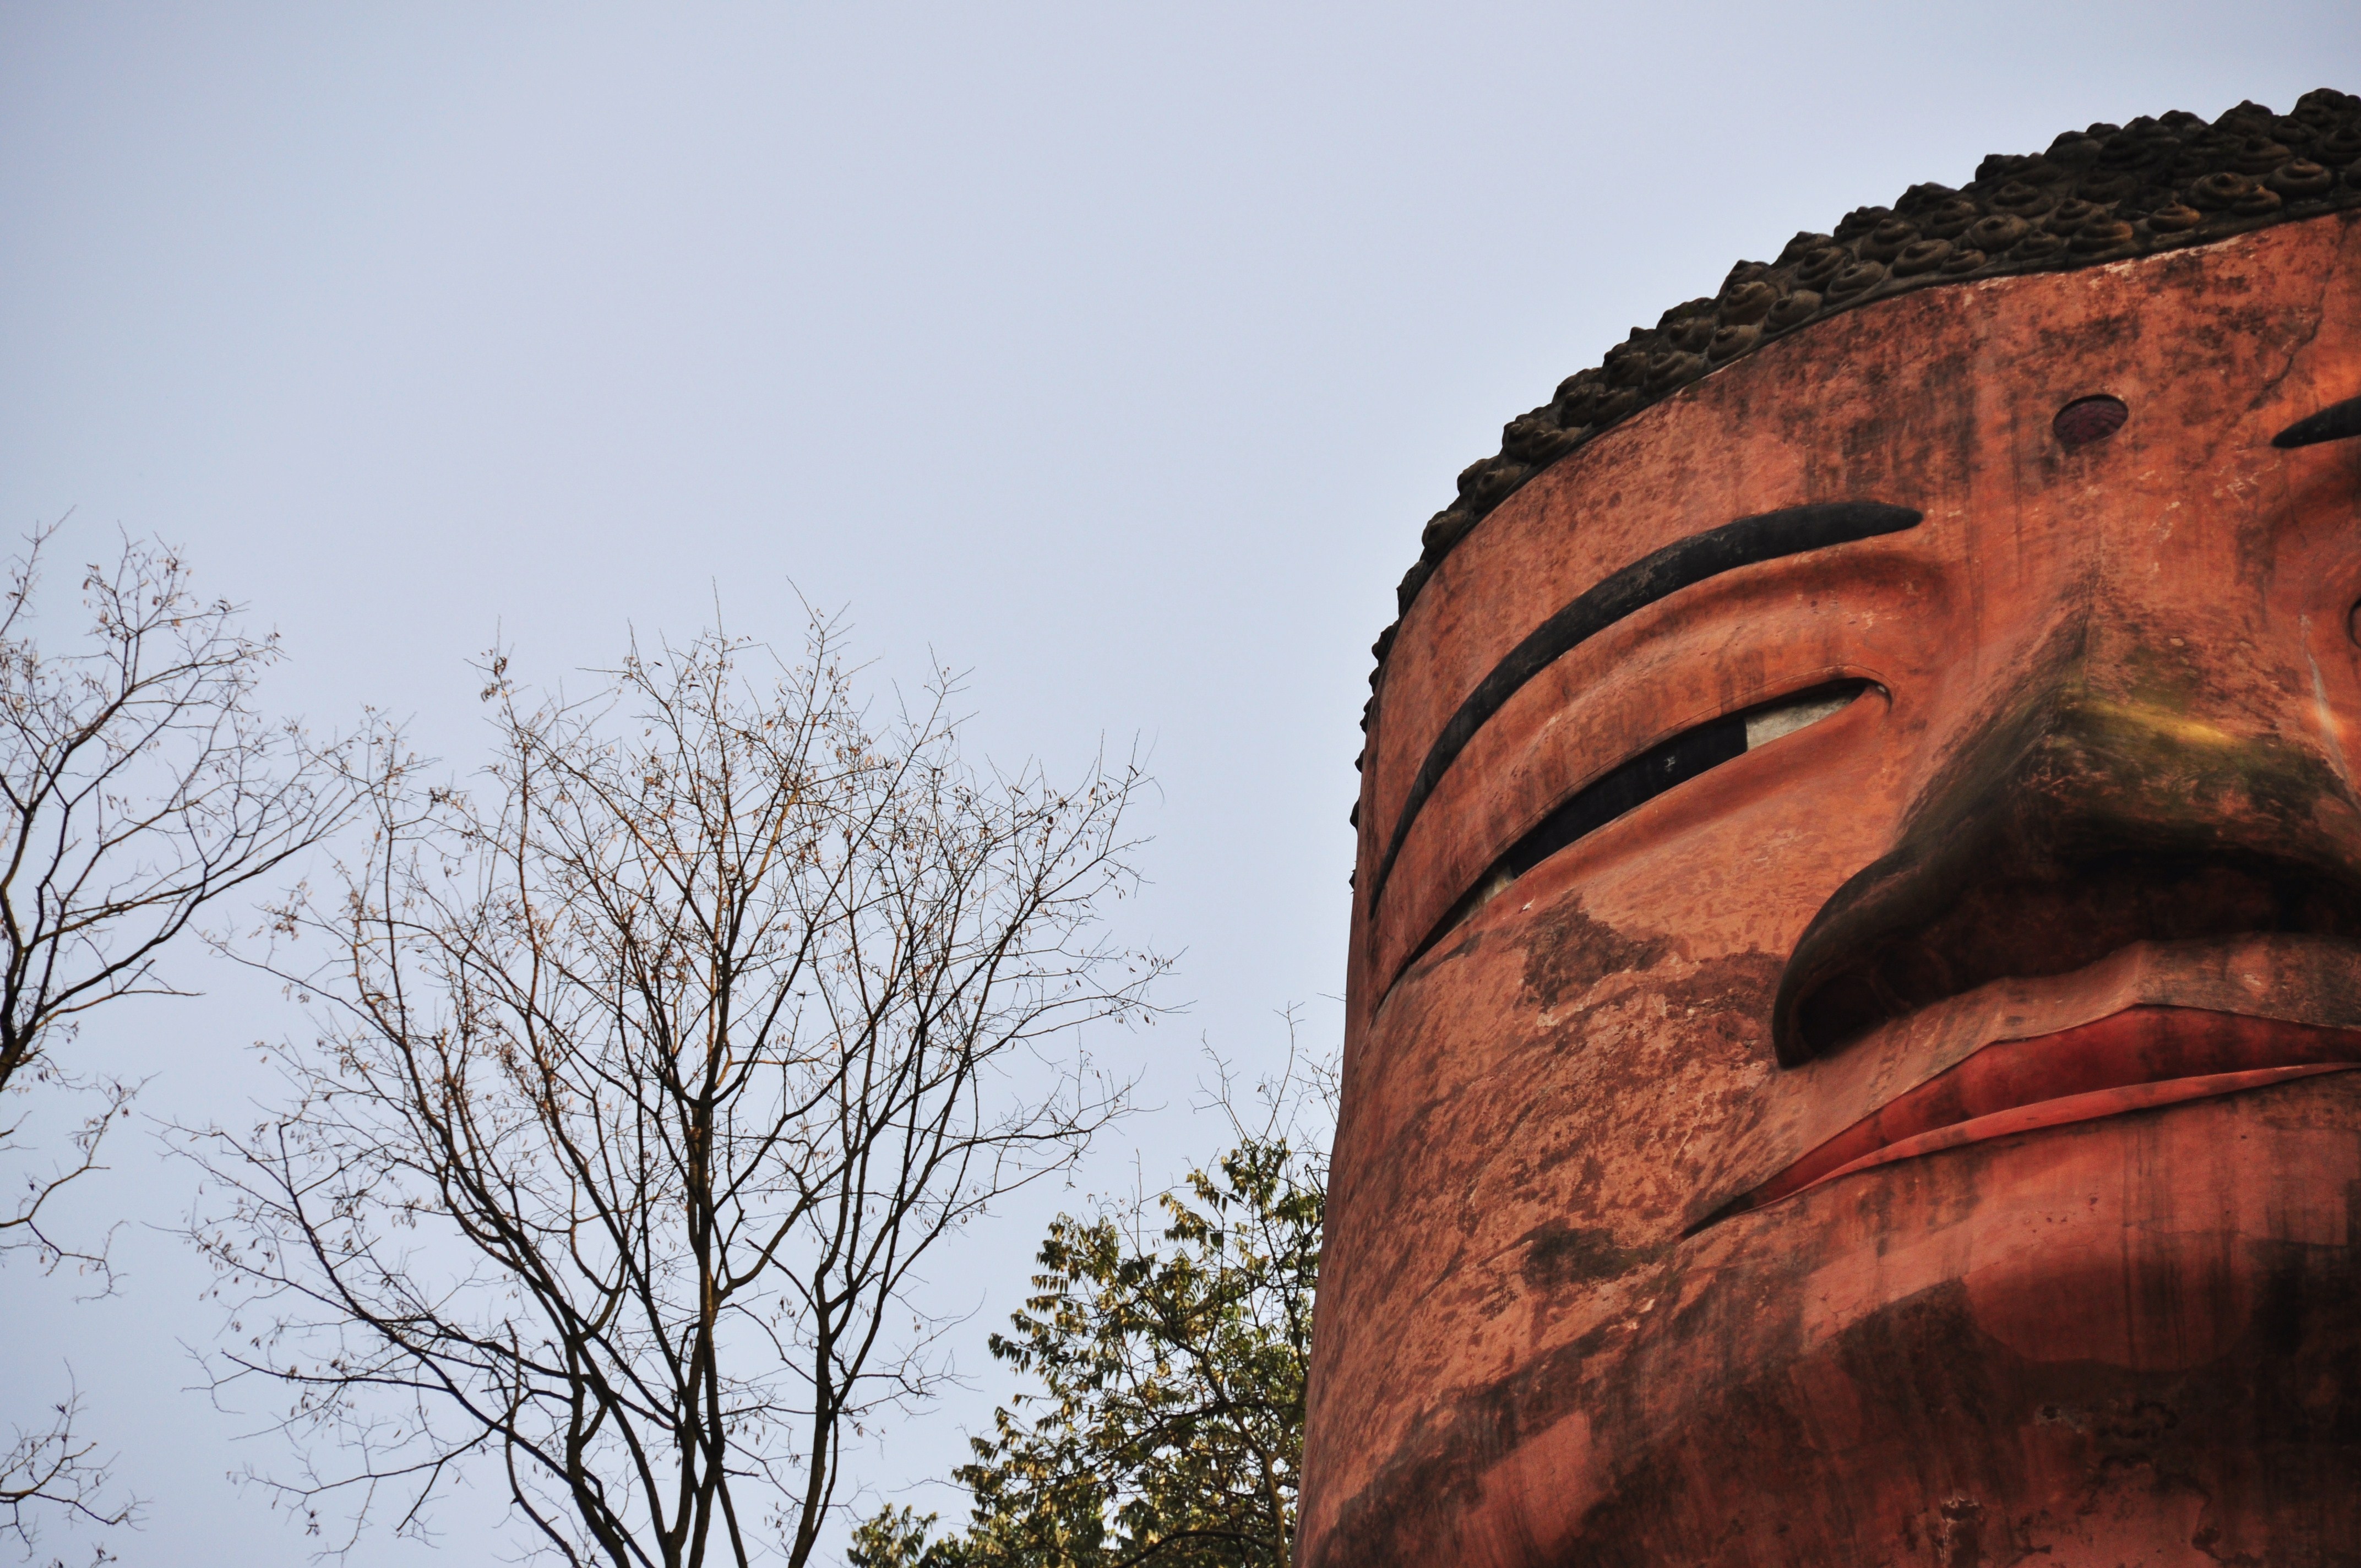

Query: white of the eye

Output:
[1461, 862, 1515, 919]
[1742, 687, 1858, 750]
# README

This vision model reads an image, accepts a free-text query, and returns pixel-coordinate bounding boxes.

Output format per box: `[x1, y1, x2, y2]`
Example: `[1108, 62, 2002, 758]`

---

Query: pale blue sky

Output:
[4, 6, 2357, 1562]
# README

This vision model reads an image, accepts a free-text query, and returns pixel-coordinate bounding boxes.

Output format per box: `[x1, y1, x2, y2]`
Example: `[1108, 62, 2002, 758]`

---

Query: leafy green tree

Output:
[852, 1075, 1324, 1568]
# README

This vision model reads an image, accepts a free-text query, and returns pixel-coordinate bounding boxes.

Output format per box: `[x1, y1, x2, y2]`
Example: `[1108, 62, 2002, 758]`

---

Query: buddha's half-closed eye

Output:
[1405, 680, 1872, 974]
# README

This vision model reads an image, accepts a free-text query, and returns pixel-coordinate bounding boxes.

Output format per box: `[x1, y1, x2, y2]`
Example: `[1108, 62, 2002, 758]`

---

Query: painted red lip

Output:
[1732, 1006, 2361, 1214]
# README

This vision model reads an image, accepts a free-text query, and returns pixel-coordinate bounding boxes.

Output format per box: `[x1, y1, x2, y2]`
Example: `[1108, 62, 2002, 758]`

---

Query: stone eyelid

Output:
[1367, 502, 1924, 914]
[1391, 679, 1874, 992]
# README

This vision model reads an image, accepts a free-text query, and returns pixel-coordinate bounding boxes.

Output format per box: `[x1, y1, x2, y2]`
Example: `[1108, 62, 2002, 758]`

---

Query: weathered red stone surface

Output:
[1302, 211, 2361, 1566]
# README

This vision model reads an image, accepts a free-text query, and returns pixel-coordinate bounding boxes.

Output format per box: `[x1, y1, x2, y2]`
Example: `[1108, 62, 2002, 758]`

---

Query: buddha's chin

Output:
[1430, 1084, 2361, 1568]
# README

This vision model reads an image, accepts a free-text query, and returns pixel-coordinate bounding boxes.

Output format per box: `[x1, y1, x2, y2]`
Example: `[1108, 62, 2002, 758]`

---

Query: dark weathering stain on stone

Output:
[1654, 948, 1784, 1036]
[1520, 901, 1671, 1009]
[1519, 1221, 1656, 1292]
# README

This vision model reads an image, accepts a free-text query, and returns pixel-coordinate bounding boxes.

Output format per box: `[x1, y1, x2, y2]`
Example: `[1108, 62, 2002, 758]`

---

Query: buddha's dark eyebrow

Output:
[2273, 396, 2361, 449]
[1367, 500, 1923, 913]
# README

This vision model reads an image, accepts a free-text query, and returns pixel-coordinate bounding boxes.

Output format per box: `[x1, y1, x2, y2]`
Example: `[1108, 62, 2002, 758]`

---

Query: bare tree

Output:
[183, 620, 1166, 1567]
[0, 524, 362, 1560]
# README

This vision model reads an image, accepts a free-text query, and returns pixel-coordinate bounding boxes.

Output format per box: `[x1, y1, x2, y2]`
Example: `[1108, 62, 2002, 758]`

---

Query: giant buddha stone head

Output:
[1302, 90, 2361, 1567]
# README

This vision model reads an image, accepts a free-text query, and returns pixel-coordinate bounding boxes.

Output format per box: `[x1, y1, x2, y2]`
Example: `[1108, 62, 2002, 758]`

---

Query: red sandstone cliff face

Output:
[1303, 214, 2361, 1568]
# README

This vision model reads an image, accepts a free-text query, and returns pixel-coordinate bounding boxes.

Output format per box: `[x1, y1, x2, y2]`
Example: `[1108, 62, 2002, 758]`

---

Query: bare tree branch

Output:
[1, 1374, 137, 1567]
[0, 522, 364, 1561]
[179, 616, 1167, 1566]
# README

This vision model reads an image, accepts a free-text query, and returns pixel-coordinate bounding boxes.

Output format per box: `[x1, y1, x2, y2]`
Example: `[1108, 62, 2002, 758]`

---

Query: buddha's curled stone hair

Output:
[1359, 88, 2361, 742]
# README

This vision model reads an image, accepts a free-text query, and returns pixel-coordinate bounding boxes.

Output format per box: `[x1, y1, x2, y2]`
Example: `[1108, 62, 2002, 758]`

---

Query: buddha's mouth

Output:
[1702, 1005, 2361, 1227]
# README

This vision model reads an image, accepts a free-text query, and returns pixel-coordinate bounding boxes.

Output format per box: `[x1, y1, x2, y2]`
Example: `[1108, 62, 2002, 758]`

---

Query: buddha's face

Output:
[1302, 213, 2361, 1568]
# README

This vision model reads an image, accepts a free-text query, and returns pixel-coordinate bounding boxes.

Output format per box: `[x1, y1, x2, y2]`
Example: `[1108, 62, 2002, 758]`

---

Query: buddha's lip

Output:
[1710, 1005, 2361, 1223]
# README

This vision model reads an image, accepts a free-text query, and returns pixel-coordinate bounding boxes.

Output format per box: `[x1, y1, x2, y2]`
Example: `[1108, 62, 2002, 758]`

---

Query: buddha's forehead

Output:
[1346, 216, 2361, 1006]
[1363, 225, 2348, 828]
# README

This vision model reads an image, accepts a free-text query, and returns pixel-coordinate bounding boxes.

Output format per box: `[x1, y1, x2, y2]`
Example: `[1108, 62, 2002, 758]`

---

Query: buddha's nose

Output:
[1771, 633, 2361, 1066]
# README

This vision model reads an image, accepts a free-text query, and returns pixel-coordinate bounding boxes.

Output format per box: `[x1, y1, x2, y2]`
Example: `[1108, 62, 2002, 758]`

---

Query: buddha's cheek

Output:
[1346, 909, 1783, 1392]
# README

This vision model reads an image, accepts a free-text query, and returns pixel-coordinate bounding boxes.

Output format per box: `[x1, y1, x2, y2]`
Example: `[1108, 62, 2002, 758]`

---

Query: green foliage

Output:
[853, 1128, 1321, 1568]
